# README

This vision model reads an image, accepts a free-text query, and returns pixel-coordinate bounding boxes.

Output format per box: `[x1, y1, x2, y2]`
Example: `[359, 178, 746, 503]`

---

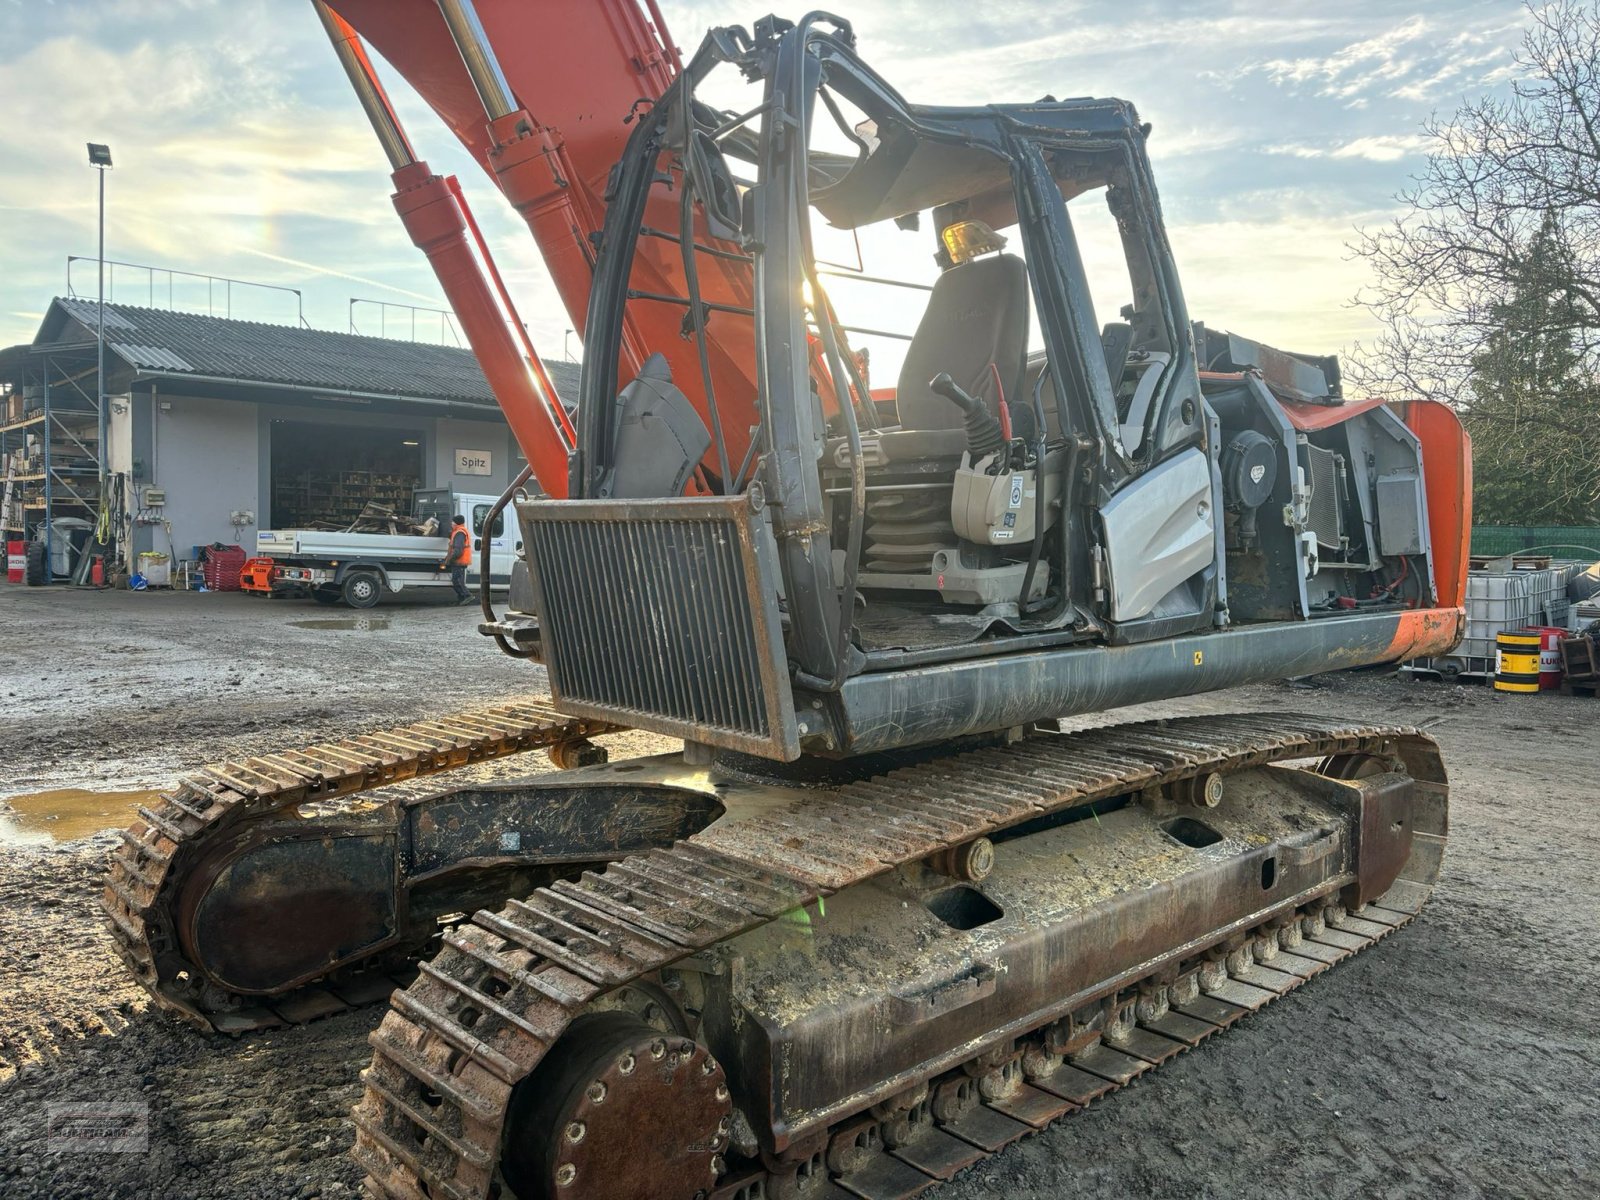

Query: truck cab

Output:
[413, 487, 520, 569]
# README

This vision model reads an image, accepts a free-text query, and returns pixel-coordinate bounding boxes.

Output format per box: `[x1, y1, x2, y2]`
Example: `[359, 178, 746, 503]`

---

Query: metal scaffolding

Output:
[0, 341, 105, 577]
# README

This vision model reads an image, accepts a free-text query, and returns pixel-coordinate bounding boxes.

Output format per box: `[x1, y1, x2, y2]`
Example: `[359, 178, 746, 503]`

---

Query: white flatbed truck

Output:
[258, 488, 517, 608]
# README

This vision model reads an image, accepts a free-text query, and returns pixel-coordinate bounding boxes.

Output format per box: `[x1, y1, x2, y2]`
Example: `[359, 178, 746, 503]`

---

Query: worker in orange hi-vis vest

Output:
[439, 513, 473, 605]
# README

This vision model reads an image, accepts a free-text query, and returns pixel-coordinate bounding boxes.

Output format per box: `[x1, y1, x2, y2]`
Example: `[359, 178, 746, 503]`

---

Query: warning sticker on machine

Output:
[1009, 474, 1025, 508]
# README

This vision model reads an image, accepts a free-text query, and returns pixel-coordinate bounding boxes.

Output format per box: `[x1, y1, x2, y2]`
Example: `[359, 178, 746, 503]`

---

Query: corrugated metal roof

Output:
[72, 307, 137, 330]
[110, 342, 193, 371]
[41, 298, 580, 408]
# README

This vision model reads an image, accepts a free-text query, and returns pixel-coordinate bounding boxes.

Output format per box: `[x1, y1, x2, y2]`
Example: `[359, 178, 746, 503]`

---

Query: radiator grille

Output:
[521, 497, 797, 759]
[1305, 443, 1345, 550]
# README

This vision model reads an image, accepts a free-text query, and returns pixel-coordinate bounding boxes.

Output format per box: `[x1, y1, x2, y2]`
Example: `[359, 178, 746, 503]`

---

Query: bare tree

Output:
[1349, 1, 1600, 522]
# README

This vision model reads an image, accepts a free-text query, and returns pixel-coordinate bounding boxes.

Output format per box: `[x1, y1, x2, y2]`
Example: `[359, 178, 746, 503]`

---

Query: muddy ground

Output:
[0, 584, 1596, 1199]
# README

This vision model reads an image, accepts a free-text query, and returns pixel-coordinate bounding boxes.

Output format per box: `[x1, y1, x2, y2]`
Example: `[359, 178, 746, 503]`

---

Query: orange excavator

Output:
[102, 3, 1470, 1198]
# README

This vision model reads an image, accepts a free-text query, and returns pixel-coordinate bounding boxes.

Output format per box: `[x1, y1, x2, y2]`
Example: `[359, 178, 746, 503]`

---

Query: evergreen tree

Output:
[1462, 214, 1600, 524]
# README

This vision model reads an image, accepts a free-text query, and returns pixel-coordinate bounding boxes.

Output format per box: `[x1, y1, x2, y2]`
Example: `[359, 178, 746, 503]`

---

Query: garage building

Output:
[0, 298, 577, 574]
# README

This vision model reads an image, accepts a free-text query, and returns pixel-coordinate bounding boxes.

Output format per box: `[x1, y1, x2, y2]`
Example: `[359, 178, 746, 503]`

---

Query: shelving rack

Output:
[0, 339, 103, 575]
[271, 469, 417, 529]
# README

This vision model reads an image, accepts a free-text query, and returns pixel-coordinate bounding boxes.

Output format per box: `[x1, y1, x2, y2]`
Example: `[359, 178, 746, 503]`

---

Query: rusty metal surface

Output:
[351, 713, 1448, 1200]
[100, 699, 622, 1032]
[519, 494, 801, 759]
[499, 1014, 731, 1199]
[167, 778, 724, 1000]
[724, 764, 1407, 1146]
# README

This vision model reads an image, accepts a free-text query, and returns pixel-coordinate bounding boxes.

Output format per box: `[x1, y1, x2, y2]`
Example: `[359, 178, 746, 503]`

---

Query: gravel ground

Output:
[0, 584, 1596, 1199]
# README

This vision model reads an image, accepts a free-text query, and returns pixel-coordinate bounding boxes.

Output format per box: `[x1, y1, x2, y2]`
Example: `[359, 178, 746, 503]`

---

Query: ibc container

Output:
[1521, 566, 1573, 628]
[1462, 570, 1533, 659]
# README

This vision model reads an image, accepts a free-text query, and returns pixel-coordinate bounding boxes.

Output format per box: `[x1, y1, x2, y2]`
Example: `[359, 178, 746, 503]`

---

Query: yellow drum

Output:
[1495, 631, 1541, 693]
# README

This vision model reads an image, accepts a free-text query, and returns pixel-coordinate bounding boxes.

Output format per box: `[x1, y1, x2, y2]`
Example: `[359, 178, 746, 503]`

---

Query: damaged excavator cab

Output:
[93, 7, 1473, 1200]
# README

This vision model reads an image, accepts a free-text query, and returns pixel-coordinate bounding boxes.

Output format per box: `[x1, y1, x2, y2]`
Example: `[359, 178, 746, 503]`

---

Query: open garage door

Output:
[270, 419, 425, 528]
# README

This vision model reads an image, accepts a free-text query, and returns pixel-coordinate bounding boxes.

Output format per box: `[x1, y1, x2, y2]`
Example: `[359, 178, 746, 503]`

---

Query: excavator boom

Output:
[325, 0, 762, 484]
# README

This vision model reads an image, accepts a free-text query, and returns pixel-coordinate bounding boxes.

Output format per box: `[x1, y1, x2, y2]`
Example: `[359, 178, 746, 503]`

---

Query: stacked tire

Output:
[24, 541, 46, 586]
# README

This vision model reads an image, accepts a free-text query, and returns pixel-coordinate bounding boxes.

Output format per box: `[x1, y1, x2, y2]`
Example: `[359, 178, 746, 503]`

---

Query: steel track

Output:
[100, 700, 621, 1032]
[350, 713, 1447, 1200]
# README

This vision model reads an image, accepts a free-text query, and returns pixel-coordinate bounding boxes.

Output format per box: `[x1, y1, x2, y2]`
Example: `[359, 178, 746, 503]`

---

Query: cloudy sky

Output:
[0, 0, 1532, 363]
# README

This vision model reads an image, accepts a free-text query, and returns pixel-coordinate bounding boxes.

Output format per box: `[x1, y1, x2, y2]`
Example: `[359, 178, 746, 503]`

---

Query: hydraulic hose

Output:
[479, 466, 539, 659]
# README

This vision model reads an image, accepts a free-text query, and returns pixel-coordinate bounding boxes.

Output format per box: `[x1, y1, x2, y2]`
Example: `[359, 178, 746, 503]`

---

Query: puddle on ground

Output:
[0, 787, 161, 846]
[289, 616, 393, 632]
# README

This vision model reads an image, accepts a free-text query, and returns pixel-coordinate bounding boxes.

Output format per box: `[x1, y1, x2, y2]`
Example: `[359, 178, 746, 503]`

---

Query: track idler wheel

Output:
[502, 1012, 731, 1199]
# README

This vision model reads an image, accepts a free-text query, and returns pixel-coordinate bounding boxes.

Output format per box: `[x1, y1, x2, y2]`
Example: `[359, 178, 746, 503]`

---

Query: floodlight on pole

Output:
[87, 143, 112, 491]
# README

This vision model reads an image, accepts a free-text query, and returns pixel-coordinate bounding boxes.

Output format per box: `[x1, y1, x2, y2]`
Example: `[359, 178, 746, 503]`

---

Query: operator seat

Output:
[895, 253, 1030, 433]
[834, 253, 1030, 468]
